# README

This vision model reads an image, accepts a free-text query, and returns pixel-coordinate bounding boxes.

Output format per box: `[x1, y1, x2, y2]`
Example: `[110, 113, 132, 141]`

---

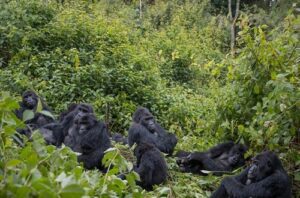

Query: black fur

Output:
[15, 91, 55, 137]
[134, 142, 168, 191]
[177, 141, 247, 175]
[128, 107, 177, 155]
[112, 133, 128, 145]
[211, 151, 291, 198]
[38, 103, 94, 147]
[64, 113, 111, 170]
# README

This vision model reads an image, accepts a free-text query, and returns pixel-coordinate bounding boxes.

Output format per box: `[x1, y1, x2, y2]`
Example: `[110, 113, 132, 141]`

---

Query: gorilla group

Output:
[15, 91, 110, 171]
[14, 91, 292, 194]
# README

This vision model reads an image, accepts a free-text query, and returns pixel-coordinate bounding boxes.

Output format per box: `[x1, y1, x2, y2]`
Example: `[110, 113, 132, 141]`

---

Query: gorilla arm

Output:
[207, 141, 235, 158]
[128, 123, 157, 146]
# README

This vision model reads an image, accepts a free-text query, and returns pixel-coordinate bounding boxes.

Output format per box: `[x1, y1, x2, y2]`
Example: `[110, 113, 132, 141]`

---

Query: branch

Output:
[228, 0, 233, 21]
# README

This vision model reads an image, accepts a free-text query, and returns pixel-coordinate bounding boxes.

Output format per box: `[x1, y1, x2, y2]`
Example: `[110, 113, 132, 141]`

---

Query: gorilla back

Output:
[134, 142, 168, 191]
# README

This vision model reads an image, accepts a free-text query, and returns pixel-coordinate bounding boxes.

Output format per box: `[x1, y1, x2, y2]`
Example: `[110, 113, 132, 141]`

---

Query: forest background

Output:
[0, 0, 299, 197]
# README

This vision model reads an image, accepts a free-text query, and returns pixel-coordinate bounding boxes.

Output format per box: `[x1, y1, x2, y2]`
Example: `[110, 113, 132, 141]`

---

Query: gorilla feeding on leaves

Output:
[65, 113, 111, 170]
[211, 151, 291, 198]
[128, 107, 177, 155]
[133, 142, 168, 191]
[176, 141, 247, 175]
[15, 91, 55, 137]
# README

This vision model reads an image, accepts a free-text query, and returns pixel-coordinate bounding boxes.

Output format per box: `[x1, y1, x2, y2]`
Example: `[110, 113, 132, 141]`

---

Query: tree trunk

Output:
[228, 0, 240, 57]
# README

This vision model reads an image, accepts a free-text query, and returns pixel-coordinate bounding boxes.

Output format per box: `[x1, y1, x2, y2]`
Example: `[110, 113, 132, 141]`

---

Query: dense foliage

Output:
[0, 0, 299, 197]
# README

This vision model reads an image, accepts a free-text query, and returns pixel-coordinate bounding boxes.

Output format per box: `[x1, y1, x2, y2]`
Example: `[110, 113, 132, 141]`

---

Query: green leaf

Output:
[39, 110, 55, 119]
[158, 187, 170, 195]
[253, 84, 260, 94]
[37, 99, 43, 112]
[295, 172, 300, 181]
[6, 159, 22, 168]
[60, 184, 85, 198]
[22, 110, 35, 121]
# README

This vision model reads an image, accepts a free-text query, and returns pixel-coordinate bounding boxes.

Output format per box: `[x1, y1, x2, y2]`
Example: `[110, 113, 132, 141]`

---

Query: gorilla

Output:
[65, 113, 111, 170]
[211, 151, 291, 198]
[58, 103, 94, 123]
[176, 141, 247, 175]
[112, 133, 128, 145]
[128, 107, 177, 155]
[15, 91, 55, 137]
[133, 142, 168, 191]
[39, 122, 64, 147]
[38, 103, 94, 147]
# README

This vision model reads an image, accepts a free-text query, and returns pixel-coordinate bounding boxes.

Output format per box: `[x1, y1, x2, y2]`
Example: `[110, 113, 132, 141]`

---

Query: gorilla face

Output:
[227, 144, 247, 166]
[141, 116, 156, 133]
[75, 104, 93, 118]
[74, 114, 97, 135]
[22, 91, 38, 109]
[246, 152, 275, 184]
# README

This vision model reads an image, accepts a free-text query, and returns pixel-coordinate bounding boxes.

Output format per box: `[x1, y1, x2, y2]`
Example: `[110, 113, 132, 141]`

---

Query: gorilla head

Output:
[74, 113, 97, 135]
[227, 144, 248, 167]
[59, 103, 94, 122]
[246, 151, 282, 185]
[133, 107, 156, 133]
[22, 91, 38, 109]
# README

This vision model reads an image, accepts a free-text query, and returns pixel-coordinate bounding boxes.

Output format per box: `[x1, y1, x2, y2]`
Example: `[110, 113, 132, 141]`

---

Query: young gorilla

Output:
[128, 107, 177, 155]
[15, 91, 55, 137]
[134, 142, 168, 191]
[111, 133, 128, 145]
[211, 151, 291, 198]
[65, 113, 111, 170]
[39, 103, 94, 147]
[176, 141, 247, 175]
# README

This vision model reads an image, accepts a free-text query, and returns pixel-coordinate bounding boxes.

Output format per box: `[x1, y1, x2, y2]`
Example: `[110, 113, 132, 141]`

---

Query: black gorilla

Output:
[133, 142, 168, 191]
[128, 107, 177, 155]
[39, 123, 64, 147]
[112, 133, 128, 145]
[176, 141, 247, 175]
[39, 103, 94, 147]
[211, 151, 291, 198]
[15, 91, 55, 137]
[58, 103, 94, 123]
[65, 113, 111, 170]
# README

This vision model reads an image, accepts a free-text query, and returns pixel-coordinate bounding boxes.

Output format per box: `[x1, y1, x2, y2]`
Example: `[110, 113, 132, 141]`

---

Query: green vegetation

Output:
[0, 0, 299, 197]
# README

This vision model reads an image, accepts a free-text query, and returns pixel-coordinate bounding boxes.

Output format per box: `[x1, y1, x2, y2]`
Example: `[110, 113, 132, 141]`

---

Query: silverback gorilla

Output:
[15, 91, 55, 137]
[133, 142, 168, 190]
[211, 151, 291, 198]
[176, 141, 247, 175]
[128, 107, 177, 155]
